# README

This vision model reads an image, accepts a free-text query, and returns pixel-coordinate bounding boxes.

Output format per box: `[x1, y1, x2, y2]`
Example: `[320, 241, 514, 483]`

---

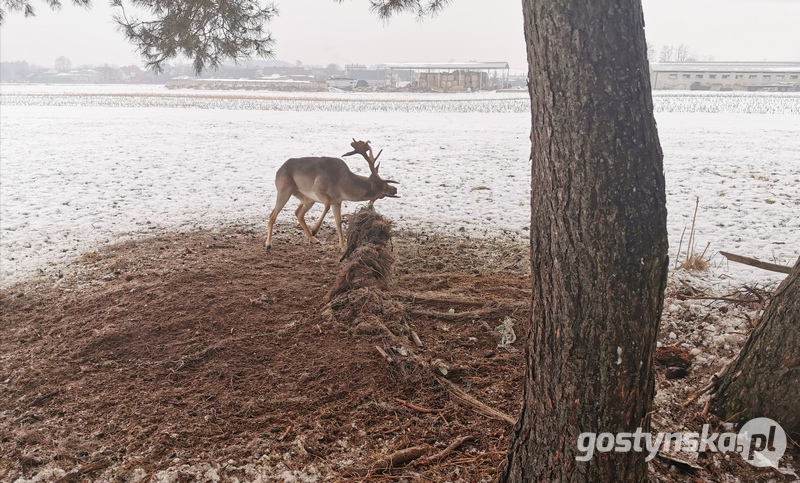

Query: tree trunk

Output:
[500, 0, 668, 481]
[711, 257, 800, 437]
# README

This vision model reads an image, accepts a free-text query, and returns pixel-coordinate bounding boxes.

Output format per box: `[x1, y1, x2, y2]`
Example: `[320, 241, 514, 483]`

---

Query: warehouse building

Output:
[381, 62, 510, 92]
[649, 62, 800, 91]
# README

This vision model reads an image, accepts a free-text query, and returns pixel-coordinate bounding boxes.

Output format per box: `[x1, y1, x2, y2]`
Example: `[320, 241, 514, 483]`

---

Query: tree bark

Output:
[500, 0, 668, 481]
[711, 257, 800, 437]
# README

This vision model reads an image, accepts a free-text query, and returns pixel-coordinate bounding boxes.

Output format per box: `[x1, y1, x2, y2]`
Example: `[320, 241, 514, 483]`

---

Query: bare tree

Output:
[674, 43, 696, 62]
[54, 55, 72, 71]
[658, 45, 675, 62]
[325, 63, 343, 75]
[658, 44, 700, 63]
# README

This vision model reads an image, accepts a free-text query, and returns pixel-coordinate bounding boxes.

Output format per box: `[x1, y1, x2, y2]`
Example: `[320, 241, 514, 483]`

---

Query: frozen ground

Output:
[1, 85, 798, 289]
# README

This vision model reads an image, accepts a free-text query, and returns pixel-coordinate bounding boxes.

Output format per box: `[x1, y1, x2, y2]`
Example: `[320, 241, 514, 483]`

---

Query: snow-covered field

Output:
[1, 84, 798, 289]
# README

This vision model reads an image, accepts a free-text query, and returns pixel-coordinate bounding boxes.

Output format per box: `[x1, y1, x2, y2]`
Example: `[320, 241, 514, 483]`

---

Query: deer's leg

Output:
[265, 189, 292, 249]
[310, 203, 330, 236]
[332, 203, 346, 250]
[295, 199, 319, 244]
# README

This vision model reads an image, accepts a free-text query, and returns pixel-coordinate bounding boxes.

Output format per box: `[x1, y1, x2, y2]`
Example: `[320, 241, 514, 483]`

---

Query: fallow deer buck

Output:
[265, 139, 399, 250]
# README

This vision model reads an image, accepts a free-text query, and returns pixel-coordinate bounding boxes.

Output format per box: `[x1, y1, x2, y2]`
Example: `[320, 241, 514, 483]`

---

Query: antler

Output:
[342, 138, 383, 176]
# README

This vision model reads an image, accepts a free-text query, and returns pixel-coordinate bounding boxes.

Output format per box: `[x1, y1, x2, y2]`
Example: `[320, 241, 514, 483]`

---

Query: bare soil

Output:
[0, 221, 796, 482]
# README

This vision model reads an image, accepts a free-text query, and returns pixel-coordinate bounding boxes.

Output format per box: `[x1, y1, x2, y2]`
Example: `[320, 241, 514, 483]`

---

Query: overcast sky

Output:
[0, 0, 798, 72]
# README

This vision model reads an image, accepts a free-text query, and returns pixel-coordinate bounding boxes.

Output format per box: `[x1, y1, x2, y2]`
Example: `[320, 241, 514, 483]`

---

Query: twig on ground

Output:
[55, 458, 112, 481]
[702, 398, 712, 419]
[678, 279, 704, 296]
[29, 390, 59, 407]
[719, 251, 792, 274]
[656, 452, 702, 472]
[683, 295, 761, 306]
[413, 435, 476, 467]
[436, 377, 516, 425]
[398, 292, 487, 307]
[683, 371, 724, 407]
[277, 424, 292, 441]
[744, 285, 769, 303]
[447, 450, 507, 465]
[342, 444, 430, 478]
[375, 345, 394, 363]
[408, 304, 522, 321]
[382, 421, 412, 436]
[394, 398, 443, 414]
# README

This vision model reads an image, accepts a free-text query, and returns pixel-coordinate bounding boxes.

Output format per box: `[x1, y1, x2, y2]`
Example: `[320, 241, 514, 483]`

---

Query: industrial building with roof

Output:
[381, 62, 511, 91]
[649, 62, 800, 91]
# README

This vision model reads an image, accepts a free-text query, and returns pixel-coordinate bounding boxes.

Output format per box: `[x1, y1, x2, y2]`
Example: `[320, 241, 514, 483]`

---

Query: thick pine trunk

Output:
[711, 257, 800, 437]
[500, 0, 668, 481]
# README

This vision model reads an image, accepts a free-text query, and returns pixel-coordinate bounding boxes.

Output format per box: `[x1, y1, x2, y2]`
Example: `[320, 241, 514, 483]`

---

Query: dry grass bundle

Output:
[340, 208, 393, 259]
[677, 197, 711, 272]
[683, 249, 710, 271]
[328, 245, 395, 299]
[324, 286, 405, 329]
[327, 208, 395, 302]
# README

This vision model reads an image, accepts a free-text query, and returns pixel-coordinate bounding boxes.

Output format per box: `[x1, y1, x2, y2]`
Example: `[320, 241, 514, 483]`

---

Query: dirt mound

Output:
[0, 224, 530, 481]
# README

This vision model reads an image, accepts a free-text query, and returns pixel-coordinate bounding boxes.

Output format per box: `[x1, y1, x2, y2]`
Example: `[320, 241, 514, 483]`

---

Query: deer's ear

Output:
[384, 179, 399, 184]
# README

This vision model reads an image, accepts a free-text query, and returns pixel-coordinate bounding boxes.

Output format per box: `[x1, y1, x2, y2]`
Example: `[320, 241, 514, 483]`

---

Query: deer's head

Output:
[342, 139, 399, 202]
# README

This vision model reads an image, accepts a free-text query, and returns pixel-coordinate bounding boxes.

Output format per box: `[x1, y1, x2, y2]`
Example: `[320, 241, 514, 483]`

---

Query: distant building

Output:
[119, 65, 155, 83]
[649, 62, 800, 91]
[381, 62, 510, 91]
[210, 66, 262, 79]
[30, 69, 104, 83]
[347, 68, 389, 89]
[260, 65, 314, 79]
[326, 77, 356, 90]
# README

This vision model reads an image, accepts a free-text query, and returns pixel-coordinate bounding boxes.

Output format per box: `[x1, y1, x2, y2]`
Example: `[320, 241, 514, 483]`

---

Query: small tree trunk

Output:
[711, 257, 800, 437]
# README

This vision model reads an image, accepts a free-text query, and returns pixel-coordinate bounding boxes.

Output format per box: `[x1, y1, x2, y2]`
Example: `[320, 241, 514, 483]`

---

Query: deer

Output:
[265, 139, 399, 250]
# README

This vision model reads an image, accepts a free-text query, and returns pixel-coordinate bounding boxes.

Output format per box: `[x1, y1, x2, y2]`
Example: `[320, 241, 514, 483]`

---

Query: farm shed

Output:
[649, 62, 800, 91]
[345, 66, 390, 89]
[327, 77, 356, 89]
[381, 62, 510, 92]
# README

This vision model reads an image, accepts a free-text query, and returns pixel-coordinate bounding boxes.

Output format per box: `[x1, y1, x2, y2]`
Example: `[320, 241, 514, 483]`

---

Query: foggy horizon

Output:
[1, 0, 799, 73]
